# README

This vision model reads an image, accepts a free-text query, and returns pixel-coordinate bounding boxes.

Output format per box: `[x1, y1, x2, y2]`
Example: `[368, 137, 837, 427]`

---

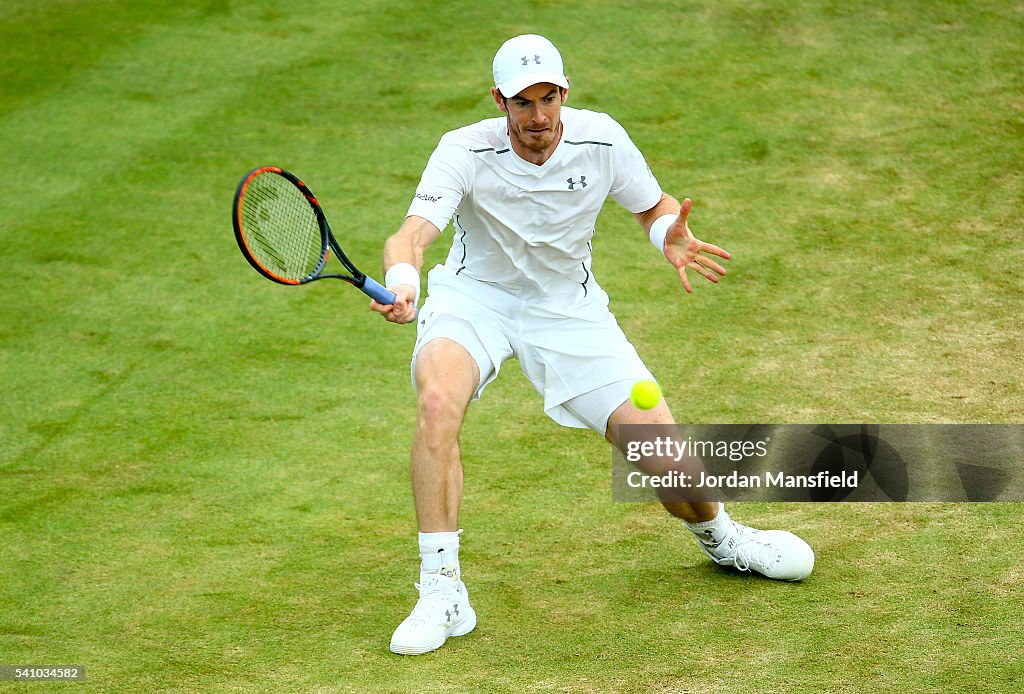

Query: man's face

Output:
[493, 82, 567, 159]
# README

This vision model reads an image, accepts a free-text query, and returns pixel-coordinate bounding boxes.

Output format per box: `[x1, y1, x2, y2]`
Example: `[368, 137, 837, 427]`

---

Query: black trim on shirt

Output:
[564, 140, 613, 147]
[454, 214, 468, 275]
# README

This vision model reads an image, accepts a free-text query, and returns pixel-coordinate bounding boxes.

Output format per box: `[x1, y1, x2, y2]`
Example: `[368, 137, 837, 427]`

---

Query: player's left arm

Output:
[634, 194, 731, 294]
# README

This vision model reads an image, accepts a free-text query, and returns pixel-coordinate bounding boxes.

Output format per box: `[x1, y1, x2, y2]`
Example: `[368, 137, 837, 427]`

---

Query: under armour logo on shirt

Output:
[521, 55, 541, 66]
[567, 176, 587, 190]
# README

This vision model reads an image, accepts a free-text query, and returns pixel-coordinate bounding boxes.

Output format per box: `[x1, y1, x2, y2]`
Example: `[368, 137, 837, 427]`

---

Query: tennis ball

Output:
[630, 379, 662, 410]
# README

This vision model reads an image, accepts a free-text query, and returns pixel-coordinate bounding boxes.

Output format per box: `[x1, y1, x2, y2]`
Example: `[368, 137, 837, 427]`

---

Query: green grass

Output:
[1, 0, 1022, 691]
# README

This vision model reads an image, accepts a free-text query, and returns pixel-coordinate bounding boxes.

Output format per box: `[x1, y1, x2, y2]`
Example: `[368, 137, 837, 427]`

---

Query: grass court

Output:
[1, 1, 1021, 691]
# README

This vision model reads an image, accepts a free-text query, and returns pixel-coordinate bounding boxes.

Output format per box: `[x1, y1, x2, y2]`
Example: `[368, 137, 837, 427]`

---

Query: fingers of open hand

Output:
[678, 241, 729, 281]
[691, 252, 728, 281]
[675, 248, 729, 293]
[678, 197, 692, 226]
[699, 241, 731, 261]
[677, 265, 693, 294]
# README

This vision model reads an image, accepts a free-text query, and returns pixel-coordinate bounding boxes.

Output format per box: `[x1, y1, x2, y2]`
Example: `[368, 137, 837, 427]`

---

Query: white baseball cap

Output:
[492, 34, 569, 98]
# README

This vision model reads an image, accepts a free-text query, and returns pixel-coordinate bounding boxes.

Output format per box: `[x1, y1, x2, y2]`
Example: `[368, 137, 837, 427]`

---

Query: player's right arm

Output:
[371, 215, 442, 324]
[372, 130, 474, 323]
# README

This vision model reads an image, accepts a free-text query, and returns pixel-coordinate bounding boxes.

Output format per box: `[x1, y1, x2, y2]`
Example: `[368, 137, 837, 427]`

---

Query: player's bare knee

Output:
[606, 398, 675, 447]
[416, 384, 467, 435]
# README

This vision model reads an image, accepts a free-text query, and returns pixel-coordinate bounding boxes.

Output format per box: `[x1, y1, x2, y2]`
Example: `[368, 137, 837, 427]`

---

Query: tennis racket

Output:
[232, 166, 395, 304]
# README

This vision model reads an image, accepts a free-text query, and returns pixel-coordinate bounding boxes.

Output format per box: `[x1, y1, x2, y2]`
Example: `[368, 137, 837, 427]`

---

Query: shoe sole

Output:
[389, 607, 477, 656]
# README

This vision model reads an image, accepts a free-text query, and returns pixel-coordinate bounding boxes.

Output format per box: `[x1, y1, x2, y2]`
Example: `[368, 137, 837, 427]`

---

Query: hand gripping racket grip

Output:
[360, 276, 397, 304]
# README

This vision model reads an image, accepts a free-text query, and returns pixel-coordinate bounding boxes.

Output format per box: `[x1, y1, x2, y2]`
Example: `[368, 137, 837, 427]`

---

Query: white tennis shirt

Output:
[406, 106, 663, 304]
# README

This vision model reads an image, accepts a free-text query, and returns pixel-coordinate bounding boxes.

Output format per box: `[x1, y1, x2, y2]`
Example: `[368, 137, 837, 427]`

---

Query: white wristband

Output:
[384, 262, 421, 305]
[649, 214, 676, 254]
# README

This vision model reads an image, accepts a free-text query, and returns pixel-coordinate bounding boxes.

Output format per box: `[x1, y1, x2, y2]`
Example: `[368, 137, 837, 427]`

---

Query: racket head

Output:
[232, 166, 330, 285]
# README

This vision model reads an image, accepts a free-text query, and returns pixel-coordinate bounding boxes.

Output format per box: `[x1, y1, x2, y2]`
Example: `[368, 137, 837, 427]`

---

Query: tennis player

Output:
[371, 34, 815, 656]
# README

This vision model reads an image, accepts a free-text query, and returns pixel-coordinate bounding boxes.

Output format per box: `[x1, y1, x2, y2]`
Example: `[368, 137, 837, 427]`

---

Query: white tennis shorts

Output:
[411, 265, 654, 434]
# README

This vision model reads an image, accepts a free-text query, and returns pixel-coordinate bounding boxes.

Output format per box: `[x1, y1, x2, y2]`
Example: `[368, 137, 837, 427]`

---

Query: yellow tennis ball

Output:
[630, 380, 662, 410]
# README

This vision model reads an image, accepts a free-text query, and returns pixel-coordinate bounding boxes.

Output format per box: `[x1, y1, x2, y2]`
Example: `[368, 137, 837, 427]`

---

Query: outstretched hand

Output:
[663, 198, 731, 294]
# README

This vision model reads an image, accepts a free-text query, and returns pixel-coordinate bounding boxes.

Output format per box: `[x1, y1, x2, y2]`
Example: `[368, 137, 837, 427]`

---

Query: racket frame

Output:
[233, 166, 395, 303]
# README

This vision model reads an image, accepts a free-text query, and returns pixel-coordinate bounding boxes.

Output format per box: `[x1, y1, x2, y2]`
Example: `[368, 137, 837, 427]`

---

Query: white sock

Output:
[419, 530, 461, 576]
[685, 504, 731, 546]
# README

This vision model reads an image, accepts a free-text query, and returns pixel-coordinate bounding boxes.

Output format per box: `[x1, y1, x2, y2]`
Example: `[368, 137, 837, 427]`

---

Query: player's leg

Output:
[537, 304, 817, 582]
[390, 275, 514, 656]
[603, 394, 815, 581]
[411, 337, 479, 532]
[603, 397, 719, 524]
[391, 336, 480, 655]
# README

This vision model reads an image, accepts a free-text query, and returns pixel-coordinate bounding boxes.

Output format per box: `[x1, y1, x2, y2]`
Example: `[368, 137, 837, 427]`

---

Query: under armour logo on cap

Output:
[493, 34, 569, 98]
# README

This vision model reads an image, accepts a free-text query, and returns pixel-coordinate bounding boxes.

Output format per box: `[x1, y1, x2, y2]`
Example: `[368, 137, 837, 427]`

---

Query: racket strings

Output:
[240, 173, 325, 282]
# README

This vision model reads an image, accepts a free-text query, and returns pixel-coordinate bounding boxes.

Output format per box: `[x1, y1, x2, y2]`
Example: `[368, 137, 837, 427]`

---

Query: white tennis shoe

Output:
[696, 521, 815, 581]
[389, 566, 477, 655]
